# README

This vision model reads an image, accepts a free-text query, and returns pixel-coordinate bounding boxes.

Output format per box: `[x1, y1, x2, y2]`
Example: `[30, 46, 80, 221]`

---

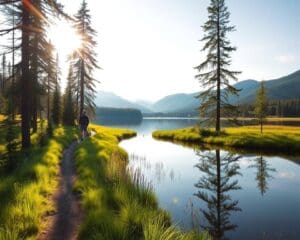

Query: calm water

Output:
[98, 118, 300, 240]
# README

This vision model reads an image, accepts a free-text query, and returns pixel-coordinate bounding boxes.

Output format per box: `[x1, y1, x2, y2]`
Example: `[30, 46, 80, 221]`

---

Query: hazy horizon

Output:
[63, 0, 300, 101]
[1, 0, 300, 102]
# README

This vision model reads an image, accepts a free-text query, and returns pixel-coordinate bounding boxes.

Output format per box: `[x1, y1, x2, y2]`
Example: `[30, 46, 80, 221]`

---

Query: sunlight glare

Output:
[48, 21, 81, 54]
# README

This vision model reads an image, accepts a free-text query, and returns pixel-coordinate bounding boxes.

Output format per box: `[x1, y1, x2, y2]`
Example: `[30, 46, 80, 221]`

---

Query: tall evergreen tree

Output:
[254, 81, 268, 134]
[1, 0, 69, 149]
[71, 0, 100, 117]
[45, 40, 56, 134]
[195, 0, 240, 133]
[20, 0, 32, 148]
[52, 54, 61, 125]
[1, 54, 7, 94]
[63, 66, 76, 125]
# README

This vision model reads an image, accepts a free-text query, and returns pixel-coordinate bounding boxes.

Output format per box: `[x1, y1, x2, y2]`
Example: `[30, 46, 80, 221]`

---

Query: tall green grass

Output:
[0, 126, 77, 240]
[75, 125, 210, 240]
[153, 125, 300, 153]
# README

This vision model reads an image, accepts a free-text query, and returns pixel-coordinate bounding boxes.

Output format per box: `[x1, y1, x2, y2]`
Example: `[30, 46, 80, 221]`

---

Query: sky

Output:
[2, 0, 300, 102]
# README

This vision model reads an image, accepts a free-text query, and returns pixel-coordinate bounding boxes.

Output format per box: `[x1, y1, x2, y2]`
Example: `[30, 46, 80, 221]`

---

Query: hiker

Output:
[79, 110, 89, 140]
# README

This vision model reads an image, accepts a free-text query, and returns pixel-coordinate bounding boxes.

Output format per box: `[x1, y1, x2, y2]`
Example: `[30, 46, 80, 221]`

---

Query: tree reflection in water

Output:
[194, 150, 241, 240]
[249, 155, 276, 196]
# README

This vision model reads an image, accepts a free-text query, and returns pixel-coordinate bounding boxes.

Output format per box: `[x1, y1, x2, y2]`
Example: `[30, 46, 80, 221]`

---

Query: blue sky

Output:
[2, 0, 300, 101]
[78, 0, 297, 101]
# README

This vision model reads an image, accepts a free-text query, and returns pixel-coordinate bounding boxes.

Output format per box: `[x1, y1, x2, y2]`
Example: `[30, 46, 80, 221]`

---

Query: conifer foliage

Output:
[71, 0, 100, 117]
[52, 54, 61, 125]
[195, 0, 240, 133]
[1, 0, 67, 148]
[255, 81, 268, 134]
[63, 66, 76, 125]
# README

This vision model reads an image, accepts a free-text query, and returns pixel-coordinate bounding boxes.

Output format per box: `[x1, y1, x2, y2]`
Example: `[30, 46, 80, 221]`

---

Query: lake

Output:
[96, 118, 300, 240]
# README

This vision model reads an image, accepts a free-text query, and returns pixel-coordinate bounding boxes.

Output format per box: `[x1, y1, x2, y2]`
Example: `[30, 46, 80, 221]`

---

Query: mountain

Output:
[134, 100, 154, 110]
[152, 93, 198, 113]
[96, 70, 300, 115]
[151, 70, 300, 113]
[95, 91, 153, 113]
[241, 70, 300, 103]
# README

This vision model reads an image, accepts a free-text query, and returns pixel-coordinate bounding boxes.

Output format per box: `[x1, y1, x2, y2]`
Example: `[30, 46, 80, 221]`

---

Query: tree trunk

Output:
[31, 32, 38, 132]
[79, 60, 84, 115]
[12, 7, 15, 120]
[47, 75, 50, 123]
[260, 119, 263, 134]
[21, 0, 31, 149]
[216, 4, 221, 133]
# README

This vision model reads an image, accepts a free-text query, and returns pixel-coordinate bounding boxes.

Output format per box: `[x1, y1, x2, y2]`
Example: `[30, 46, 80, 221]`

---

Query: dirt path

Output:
[39, 141, 82, 240]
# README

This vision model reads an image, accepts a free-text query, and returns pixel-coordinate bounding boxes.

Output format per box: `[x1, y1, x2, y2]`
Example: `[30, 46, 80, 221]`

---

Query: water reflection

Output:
[128, 153, 180, 184]
[249, 155, 276, 196]
[194, 150, 242, 239]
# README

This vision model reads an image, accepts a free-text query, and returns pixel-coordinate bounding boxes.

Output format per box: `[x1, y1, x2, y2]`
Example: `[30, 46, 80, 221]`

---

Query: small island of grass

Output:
[153, 125, 300, 153]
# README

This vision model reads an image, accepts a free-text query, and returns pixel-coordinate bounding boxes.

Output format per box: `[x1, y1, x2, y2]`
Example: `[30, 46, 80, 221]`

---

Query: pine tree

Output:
[254, 81, 268, 134]
[1, 0, 69, 149]
[1, 54, 6, 93]
[71, 0, 100, 117]
[63, 66, 76, 125]
[45, 40, 56, 135]
[52, 54, 61, 125]
[195, 0, 240, 133]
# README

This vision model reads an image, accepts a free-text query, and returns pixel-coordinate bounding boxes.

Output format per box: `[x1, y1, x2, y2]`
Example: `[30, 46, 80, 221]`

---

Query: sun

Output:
[48, 20, 81, 54]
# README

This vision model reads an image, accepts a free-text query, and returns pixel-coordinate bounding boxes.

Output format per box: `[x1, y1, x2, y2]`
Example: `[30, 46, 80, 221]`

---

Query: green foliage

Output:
[63, 67, 76, 126]
[195, 0, 240, 132]
[0, 94, 7, 114]
[47, 121, 53, 137]
[0, 126, 77, 239]
[70, 0, 100, 116]
[4, 116, 18, 171]
[255, 81, 268, 133]
[96, 107, 143, 124]
[153, 125, 300, 154]
[75, 125, 209, 239]
[52, 85, 61, 125]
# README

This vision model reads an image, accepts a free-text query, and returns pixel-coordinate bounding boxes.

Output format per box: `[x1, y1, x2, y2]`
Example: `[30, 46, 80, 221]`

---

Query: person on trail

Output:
[79, 110, 89, 140]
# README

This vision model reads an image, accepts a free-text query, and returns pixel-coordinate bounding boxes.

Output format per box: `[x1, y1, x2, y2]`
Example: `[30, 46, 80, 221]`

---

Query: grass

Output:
[0, 126, 78, 240]
[153, 125, 300, 153]
[233, 117, 300, 122]
[0, 114, 6, 122]
[75, 124, 210, 240]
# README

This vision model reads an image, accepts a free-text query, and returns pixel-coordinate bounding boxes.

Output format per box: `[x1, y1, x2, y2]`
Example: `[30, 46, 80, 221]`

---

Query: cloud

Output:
[278, 171, 296, 179]
[275, 55, 296, 64]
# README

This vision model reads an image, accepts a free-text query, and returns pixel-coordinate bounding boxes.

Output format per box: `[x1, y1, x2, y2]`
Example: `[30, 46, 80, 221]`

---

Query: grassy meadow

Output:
[75, 124, 210, 240]
[153, 125, 300, 153]
[0, 126, 78, 240]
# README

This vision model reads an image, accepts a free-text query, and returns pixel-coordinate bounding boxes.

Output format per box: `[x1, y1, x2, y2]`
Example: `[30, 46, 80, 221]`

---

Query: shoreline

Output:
[152, 125, 300, 154]
[74, 124, 210, 239]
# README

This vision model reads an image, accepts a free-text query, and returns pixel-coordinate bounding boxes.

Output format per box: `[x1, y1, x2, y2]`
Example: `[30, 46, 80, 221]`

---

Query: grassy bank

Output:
[0, 126, 77, 240]
[75, 124, 210, 240]
[153, 125, 300, 153]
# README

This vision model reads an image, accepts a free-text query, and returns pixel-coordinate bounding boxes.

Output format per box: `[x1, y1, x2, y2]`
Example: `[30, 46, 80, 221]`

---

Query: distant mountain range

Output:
[96, 70, 300, 114]
[95, 91, 153, 113]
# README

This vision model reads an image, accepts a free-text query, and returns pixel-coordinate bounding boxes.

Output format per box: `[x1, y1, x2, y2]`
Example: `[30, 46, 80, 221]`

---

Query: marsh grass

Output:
[75, 124, 210, 240]
[0, 126, 77, 240]
[153, 125, 300, 153]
